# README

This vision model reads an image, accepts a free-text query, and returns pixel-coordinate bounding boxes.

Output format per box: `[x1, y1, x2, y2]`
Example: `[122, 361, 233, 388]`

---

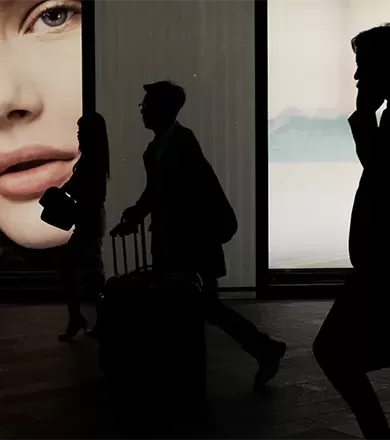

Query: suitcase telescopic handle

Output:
[111, 218, 148, 276]
[122, 235, 128, 274]
[112, 233, 129, 275]
[133, 226, 140, 272]
[112, 234, 118, 276]
[140, 220, 148, 270]
[111, 219, 129, 276]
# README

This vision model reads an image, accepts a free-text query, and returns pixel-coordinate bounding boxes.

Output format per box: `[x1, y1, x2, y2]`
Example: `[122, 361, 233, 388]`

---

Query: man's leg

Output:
[313, 278, 390, 439]
[203, 280, 270, 355]
[202, 277, 286, 385]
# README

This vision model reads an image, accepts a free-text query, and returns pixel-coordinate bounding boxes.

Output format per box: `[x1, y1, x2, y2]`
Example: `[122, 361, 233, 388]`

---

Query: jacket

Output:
[134, 122, 230, 278]
[348, 108, 390, 271]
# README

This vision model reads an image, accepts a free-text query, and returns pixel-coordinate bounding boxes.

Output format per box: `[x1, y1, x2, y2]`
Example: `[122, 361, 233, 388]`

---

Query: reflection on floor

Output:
[1, 300, 389, 439]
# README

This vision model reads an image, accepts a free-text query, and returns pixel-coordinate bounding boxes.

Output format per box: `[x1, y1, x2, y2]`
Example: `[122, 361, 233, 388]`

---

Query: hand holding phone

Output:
[356, 81, 385, 113]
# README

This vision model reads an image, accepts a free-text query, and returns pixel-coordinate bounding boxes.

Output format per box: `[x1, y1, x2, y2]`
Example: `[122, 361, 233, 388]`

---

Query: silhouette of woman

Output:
[58, 112, 110, 341]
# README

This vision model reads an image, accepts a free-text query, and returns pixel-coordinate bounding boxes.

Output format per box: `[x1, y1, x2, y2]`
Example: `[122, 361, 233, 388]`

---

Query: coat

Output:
[348, 108, 390, 273]
[134, 122, 235, 278]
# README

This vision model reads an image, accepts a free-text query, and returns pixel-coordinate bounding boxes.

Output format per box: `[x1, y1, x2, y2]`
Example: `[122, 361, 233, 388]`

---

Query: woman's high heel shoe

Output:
[86, 325, 99, 339]
[58, 316, 88, 342]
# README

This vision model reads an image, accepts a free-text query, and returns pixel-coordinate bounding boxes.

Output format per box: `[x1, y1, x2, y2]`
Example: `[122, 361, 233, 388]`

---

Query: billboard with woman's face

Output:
[0, 0, 82, 267]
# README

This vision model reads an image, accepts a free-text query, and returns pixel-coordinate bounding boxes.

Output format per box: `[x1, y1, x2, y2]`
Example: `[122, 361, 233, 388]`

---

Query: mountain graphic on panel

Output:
[269, 107, 358, 163]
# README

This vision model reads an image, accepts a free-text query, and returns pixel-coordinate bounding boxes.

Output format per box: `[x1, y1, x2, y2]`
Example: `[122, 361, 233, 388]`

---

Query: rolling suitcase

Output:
[98, 220, 152, 375]
[98, 219, 207, 431]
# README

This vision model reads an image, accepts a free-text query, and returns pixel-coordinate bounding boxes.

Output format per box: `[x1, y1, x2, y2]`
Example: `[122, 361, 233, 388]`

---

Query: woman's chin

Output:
[5, 225, 73, 250]
[0, 197, 75, 250]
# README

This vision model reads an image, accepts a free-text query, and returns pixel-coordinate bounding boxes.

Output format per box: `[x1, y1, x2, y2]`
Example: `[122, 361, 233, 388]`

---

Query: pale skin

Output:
[0, 0, 81, 249]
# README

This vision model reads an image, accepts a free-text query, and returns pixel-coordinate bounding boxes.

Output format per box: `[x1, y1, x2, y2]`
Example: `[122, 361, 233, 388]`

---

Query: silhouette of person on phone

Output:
[313, 24, 390, 439]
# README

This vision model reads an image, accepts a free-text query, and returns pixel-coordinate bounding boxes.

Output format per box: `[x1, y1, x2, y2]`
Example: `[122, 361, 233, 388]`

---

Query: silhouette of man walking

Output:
[120, 80, 286, 389]
[313, 24, 390, 439]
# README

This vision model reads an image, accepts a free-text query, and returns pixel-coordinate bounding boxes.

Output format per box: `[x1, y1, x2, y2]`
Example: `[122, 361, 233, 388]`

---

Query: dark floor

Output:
[1, 300, 390, 439]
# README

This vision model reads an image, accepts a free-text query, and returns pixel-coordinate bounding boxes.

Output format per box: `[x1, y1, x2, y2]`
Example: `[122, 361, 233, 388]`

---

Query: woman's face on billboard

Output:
[0, 0, 81, 249]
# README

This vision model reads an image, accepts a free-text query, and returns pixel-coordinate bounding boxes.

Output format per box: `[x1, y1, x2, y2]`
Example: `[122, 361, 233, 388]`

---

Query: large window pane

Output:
[268, 0, 388, 269]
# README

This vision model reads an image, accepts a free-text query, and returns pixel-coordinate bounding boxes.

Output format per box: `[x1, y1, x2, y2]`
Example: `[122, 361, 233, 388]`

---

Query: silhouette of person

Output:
[313, 24, 390, 439]
[58, 112, 110, 341]
[118, 80, 286, 388]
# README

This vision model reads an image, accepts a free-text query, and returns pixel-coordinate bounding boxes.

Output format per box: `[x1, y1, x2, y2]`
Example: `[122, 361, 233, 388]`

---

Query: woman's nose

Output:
[0, 71, 44, 129]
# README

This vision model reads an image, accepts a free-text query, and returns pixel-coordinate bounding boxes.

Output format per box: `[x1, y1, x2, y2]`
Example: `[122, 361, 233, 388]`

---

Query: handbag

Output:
[39, 186, 78, 231]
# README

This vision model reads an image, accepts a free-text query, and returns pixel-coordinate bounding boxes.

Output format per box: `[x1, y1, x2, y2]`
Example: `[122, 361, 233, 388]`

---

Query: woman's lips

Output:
[0, 145, 78, 199]
[0, 159, 75, 199]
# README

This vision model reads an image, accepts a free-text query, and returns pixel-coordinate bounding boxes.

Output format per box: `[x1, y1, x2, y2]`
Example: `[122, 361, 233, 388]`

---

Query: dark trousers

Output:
[313, 274, 390, 439]
[201, 276, 271, 360]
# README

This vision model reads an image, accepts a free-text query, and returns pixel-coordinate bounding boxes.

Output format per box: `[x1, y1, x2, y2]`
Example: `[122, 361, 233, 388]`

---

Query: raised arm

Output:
[348, 84, 385, 169]
[348, 110, 379, 169]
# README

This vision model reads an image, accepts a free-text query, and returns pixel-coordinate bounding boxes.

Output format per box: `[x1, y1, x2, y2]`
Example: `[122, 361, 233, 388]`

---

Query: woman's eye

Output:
[26, 4, 81, 34]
